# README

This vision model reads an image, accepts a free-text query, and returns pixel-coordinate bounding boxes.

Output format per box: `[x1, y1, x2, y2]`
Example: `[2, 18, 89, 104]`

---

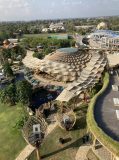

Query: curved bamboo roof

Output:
[38, 47, 92, 82]
[56, 53, 107, 102]
[23, 50, 107, 102]
[22, 116, 47, 147]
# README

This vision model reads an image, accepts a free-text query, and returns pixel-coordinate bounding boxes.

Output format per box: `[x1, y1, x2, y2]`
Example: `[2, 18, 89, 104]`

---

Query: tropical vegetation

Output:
[0, 80, 32, 105]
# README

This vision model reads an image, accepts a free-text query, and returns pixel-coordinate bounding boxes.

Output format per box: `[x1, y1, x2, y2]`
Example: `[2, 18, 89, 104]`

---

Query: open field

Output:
[23, 33, 68, 38]
[0, 103, 26, 160]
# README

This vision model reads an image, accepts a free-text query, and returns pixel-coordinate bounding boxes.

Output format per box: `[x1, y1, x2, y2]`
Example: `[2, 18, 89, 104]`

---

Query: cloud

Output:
[0, 0, 119, 21]
[0, 0, 29, 9]
[0, 0, 31, 20]
[51, 1, 56, 7]
[62, 0, 83, 5]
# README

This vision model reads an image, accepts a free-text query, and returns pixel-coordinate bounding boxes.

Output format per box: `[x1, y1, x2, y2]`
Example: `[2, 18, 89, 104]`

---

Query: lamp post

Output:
[33, 124, 41, 160]
[63, 115, 70, 124]
[63, 114, 70, 130]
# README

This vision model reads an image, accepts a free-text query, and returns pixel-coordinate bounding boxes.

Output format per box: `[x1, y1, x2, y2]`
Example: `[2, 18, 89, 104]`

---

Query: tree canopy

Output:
[0, 46, 26, 65]
[0, 84, 16, 105]
[0, 80, 32, 105]
[3, 63, 14, 78]
[16, 80, 32, 105]
[22, 37, 75, 59]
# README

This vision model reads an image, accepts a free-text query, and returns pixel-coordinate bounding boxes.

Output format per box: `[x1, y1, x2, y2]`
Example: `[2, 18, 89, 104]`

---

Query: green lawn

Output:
[0, 103, 26, 160]
[29, 104, 88, 160]
[23, 33, 68, 38]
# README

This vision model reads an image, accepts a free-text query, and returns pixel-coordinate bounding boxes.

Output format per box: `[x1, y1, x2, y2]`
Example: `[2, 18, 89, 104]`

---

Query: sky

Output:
[0, 0, 119, 21]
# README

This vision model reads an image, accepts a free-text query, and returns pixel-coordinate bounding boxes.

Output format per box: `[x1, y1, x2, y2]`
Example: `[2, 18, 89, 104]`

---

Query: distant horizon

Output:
[0, 15, 119, 23]
[0, 0, 119, 22]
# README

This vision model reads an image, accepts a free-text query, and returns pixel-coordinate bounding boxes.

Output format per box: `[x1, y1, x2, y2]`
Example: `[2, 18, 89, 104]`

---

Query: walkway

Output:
[22, 50, 42, 69]
[46, 122, 58, 136]
[15, 122, 57, 160]
[75, 145, 91, 160]
[15, 144, 35, 160]
[94, 73, 119, 141]
[94, 146, 111, 160]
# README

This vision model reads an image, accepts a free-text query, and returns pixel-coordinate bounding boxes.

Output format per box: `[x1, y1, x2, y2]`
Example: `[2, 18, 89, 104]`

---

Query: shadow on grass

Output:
[74, 105, 88, 113]
[63, 137, 72, 144]
[73, 117, 87, 131]
[41, 137, 82, 159]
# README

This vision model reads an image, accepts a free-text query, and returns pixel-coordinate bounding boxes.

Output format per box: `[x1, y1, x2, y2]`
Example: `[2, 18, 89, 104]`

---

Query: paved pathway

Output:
[22, 50, 41, 69]
[15, 144, 35, 160]
[15, 122, 57, 160]
[75, 145, 91, 160]
[46, 122, 58, 136]
[94, 146, 111, 160]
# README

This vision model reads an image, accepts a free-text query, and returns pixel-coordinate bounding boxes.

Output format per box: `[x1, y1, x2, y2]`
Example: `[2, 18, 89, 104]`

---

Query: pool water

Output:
[57, 47, 78, 54]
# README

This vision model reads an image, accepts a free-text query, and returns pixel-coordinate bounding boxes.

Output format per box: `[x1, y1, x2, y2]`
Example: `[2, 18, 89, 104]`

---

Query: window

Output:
[35, 127, 38, 132]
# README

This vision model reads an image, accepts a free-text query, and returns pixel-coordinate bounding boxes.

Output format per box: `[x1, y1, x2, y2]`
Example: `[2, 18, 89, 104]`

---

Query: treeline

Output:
[0, 16, 119, 40]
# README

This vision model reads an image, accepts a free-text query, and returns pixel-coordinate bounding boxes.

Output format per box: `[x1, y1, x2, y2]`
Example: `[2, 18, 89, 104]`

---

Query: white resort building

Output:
[88, 30, 119, 49]
[42, 22, 65, 33]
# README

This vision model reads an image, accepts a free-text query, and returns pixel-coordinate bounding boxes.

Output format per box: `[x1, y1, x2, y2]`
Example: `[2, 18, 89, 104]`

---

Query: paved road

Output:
[94, 74, 119, 141]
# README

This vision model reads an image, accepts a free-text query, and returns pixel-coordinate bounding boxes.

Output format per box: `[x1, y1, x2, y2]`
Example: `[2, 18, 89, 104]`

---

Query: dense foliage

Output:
[22, 37, 75, 48]
[3, 62, 14, 78]
[0, 32, 10, 44]
[0, 84, 16, 105]
[22, 37, 75, 58]
[33, 51, 45, 59]
[0, 46, 26, 65]
[0, 80, 32, 105]
[16, 80, 32, 105]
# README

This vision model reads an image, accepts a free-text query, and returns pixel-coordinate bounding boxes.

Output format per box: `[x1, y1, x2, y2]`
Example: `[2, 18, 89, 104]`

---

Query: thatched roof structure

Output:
[23, 49, 107, 103]
[22, 116, 47, 147]
[56, 53, 107, 102]
[38, 47, 92, 82]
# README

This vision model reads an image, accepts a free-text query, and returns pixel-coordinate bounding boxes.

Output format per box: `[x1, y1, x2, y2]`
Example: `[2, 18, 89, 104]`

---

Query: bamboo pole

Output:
[36, 148, 40, 160]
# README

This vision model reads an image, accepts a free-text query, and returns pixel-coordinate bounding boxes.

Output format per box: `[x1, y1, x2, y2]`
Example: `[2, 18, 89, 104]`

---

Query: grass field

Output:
[29, 104, 88, 160]
[23, 33, 69, 38]
[0, 103, 26, 160]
